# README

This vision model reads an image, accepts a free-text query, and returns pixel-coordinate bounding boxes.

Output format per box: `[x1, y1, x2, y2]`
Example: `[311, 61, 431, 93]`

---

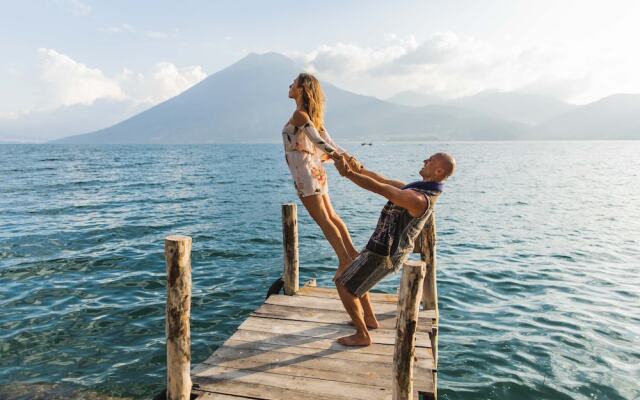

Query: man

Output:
[333, 152, 456, 346]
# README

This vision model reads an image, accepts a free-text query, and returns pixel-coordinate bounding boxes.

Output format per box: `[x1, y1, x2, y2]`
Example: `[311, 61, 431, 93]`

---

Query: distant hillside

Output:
[535, 94, 640, 139]
[0, 100, 149, 143]
[54, 53, 528, 144]
[50, 53, 640, 143]
[386, 90, 444, 107]
[449, 91, 576, 125]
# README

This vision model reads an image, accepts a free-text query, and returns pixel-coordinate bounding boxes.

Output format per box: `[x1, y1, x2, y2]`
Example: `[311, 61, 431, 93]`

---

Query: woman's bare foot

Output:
[337, 333, 372, 347]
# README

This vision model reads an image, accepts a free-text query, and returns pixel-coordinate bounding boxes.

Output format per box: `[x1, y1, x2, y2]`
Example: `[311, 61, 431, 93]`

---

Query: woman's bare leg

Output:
[358, 292, 380, 329]
[322, 194, 359, 259]
[300, 194, 352, 267]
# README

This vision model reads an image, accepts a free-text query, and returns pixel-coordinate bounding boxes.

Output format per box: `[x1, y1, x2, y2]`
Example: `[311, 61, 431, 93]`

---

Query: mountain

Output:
[54, 53, 529, 143]
[449, 91, 575, 125]
[386, 90, 444, 107]
[535, 94, 640, 139]
[0, 100, 149, 143]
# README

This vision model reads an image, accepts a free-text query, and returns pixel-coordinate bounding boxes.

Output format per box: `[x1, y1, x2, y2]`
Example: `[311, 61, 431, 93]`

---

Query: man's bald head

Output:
[419, 152, 456, 182]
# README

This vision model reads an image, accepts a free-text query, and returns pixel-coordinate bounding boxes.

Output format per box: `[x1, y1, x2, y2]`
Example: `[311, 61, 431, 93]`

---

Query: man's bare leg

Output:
[335, 283, 372, 346]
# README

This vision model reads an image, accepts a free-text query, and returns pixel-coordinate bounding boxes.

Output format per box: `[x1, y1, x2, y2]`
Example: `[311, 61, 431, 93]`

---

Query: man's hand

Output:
[334, 154, 352, 176]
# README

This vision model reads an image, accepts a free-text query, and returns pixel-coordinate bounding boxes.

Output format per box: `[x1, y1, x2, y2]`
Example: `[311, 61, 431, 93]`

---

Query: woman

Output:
[282, 72, 360, 273]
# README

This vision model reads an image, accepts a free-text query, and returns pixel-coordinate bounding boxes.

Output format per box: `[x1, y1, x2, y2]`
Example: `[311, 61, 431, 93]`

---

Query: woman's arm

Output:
[291, 110, 339, 158]
[320, 129, 346, 155]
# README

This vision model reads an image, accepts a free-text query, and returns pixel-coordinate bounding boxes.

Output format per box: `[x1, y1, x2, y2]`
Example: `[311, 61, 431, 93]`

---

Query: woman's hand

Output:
[334, 155, 352, 176]
[347, 155, 364, 172]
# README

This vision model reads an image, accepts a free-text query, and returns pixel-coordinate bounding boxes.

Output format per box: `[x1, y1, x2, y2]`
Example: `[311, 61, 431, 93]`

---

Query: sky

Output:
[2, 0, 640, 124]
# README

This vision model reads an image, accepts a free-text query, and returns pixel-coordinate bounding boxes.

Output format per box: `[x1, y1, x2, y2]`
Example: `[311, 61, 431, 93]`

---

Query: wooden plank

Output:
[198, 345, 434, 379]
[193, 365, 401, 400]
[222, 329, 434, 360]
[267, 293, 395, 313]
[267, 294, 437, 321]
[252, 303, 433, 332]
[201, 339, 435, 369]
[297, 286, 398, 303]
[237, 316, 431, 347]
[193, 379, 348, 400]
[193, 346, 434, 388]
[192, 391, 255, 400]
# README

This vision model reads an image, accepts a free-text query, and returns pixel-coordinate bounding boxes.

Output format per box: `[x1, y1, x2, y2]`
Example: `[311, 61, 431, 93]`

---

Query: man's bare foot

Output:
[348, 317, 379, 330]
[337, 333, 371, 347]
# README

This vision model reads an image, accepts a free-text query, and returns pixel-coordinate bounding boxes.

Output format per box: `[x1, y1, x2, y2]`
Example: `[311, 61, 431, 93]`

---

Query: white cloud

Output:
[118, 62, 206, 105]
[58, 0, 91, 16]
[301, 32, 605, 102]
[145, 28, 180, 40]
[104, 24, 135, 34]
[38, 48, 125, 107]
[36, 48, 206, 110]
[0, 111, 20, 121]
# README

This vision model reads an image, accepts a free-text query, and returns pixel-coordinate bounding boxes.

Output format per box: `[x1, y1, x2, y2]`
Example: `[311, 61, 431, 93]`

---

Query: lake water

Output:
[1, 142, 639, 400]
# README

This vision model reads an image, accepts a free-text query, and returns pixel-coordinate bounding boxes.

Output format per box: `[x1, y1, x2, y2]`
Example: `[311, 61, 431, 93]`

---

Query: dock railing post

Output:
[421, 212, 438, 314]
[164, 235, 192, 400]
[393, 259, 426, 400]
[282, 203, 299, 295]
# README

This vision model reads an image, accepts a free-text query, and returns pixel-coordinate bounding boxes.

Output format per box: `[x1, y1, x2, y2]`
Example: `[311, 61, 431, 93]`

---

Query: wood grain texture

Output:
[165, 235, 192, 400]
[282, 204, 299, 295]
[393, 260, 426, 400]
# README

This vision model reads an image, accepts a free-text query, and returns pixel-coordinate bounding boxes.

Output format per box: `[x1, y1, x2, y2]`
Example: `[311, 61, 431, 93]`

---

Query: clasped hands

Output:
[331, 152, 363, 176]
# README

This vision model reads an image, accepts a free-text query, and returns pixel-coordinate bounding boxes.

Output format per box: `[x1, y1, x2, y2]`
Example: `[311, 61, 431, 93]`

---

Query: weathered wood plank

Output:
[297, 286, 398, 303]
[266, 294, 437, 321]
[252, 303, 432, 332]
[221, 329, 434, 360]
[192, 392, 255, 400]
[193, 346, 434, 388]
[237, 316, 431, 347]
[193, 379, 349, 400]
[193, 365, 400, 400]
[200, 339, 435, 369]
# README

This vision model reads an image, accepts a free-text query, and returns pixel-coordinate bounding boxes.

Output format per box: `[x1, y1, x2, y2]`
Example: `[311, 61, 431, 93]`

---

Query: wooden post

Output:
[164, 235, 192, 400]
[421, 212, 438, 315]
[393, 259, 426, 400]
[282, 203, 299, 295]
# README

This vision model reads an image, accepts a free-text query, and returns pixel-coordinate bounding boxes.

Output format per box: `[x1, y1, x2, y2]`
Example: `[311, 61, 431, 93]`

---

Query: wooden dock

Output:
[162, 204, 440, 400]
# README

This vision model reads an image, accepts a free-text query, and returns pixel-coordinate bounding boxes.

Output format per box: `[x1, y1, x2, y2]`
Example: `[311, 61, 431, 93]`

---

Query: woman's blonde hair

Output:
[296, 72, 325, 131]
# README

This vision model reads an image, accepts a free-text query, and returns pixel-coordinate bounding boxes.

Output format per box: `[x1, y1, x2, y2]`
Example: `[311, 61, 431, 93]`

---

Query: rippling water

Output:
[1, 142, 639, 399]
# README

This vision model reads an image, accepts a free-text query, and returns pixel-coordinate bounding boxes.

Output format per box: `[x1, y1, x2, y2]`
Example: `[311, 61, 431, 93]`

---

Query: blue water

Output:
[1, 142, 639, 399]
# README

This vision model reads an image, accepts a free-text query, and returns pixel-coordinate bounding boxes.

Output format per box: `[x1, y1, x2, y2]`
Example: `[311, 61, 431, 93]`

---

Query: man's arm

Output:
[360, 168, 406, 189]
[335, 157, 427, 218]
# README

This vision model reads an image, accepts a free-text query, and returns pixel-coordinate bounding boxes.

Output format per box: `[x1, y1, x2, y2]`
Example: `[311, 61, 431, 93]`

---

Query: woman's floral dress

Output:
[282, 120, 345, 197]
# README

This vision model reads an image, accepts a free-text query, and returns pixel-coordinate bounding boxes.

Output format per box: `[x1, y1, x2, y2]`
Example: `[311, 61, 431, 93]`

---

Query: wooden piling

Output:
[393, 259, 426, 400]
[421, 212, 438, 314]
[164, 235, 192, 400]
[282, 203, 299, 295]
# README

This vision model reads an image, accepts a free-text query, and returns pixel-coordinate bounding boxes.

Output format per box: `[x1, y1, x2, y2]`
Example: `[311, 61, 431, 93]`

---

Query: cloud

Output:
[145, 28, 180, 40]
[57, 0, 91, 16]
[104, 24, 135, 34]
[38, 48, 125, 107]
[302, 32, 598, 101]
[118, 63, 206, 105]
[36, 48, 206, 110]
